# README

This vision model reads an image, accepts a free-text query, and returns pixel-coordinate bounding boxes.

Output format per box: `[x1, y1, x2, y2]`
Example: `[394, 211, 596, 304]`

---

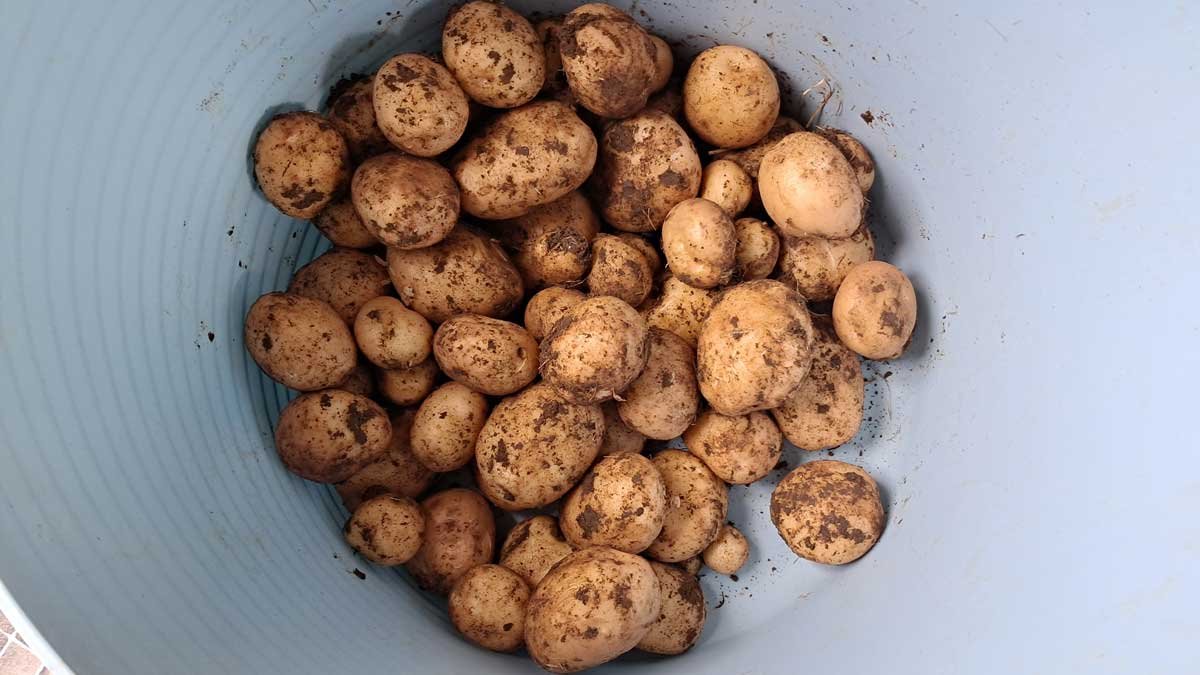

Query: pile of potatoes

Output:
[246, 2, 916, 671]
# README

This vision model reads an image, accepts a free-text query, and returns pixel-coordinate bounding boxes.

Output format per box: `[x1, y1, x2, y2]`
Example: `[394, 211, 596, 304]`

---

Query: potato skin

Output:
[558, 10, 657, 119]
[772, 319, 864, 450]
[494, 190, 599, 289]
[641, 275, 715, 347]
[253, 111, 350, 219]
[433, 314, 538, 396]
[287, 248, 392, 325]
[524, 287, 586, 342]
[817, 127, 875, 192]
[684, 46, 780, 149]
[443, 1, 545, 109]
[335, 362, 376, 398]
[350, 153, 459, 249]
[499, 515, 575, 587]
[587, 235, 654, 307]
[701, 524, 749, 575]
[336, 410, 432, 510]
[560, 453, 667, 553]
[733, 217, 781, 281]
[449, 564, 531, 652]
[770, 460, 884, 565]
[661, 198, 737, 289]
[699, 159, 753, 216]
[525, 547, 662, 673]
[759, 131, 864, 239]
[617, 328, 698, 440]
[406, 488, 496, 594]
[326, 77, 391, 162]
[778, 227, 875, 301]
[540, 296, 650, 405]
[313, 197, 379, 249]
[353, 296, 432, 370]
[648, 35, 674, 93]
[598, 400, 646, 456]
[274, 390, 391, 483]
[638, 561, 705, 655]
[343, 495, 425, 565]
[646, 449, 729, 562]
[373, 53, 469, 157]
[683, 410, 782, 485]
[537, 17, 568, 97]
[475, 383, 604, 510]
[376, 358, 439, 407]
[832, 260, 918, 360]
[244, 292, 357, 391]
[721, 116, 804, 180]
[616, 233, 662, 276]
[411, 382, 489, 472]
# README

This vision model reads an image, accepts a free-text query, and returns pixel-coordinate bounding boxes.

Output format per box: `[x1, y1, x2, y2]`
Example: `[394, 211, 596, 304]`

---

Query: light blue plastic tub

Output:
[1, 1, 1197, 673]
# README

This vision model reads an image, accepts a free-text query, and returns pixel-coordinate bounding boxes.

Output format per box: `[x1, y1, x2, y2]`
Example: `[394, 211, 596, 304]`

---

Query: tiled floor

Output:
[0, 611, 50, 675]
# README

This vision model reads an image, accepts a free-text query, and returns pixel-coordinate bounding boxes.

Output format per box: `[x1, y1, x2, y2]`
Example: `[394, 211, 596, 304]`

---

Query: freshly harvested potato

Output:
[373, 53, 469, 157]
[683, 410, 782, 485]
[343, 494, 425, 565]
[475, 383, 604, 510]
[832, 260, 917, 359]
[720, 116, 804, 179]
[617, 328, 698, 440]
[641, 275, 715, 347]
[617, 234, 662, 276]
[253, 111, 350, 219]
[525, 547, 662, 673]
[599, 400, 646, 456]
[313, 197, 379, 249]
[759, 131, 864, 239]
[406, 488, 496, 594]
[449, 564, 531, 652]
[817, 127, 875, 192]
[559, 453, 667, 553]
[646, 449, 729, 563]
[433, 314, 538, 396]
[540, 296, 650, 405]
[287, 248, 391, 325]
[644, 85, 682, 120]
[777, 227, 875, 301]
[649, 36, 674, 93]
[494, 190, 599, 289]
[699, 159, 753, 216]
[244, 292, 357, 391]
[661, 198, 737, 289]
[326, 77, 390, 162]
[336, 410, 432, 510]
[683, 46, 780, 149]
[411, 382, 489, 472]
[587, 235, 654, 307]
[350, 153, 459, 249]
[677, 557, 703, 576]
[443, 1, 544, 109]
[771, 460, 884, 565]
[772, 318, 864, 450]
[386, 225, 524, 323]
[696, 279, 814, 416]
[733, 217, 781, 281]
[335, 362, 376, 398]
[591, 110, 701, 233]
[499, 515, 575, 587]
[638, 561, 705, 655]
[558, 8, 657, 119]
[353, 296, 433, 370]
[524, 287, 586, 342]
[537, 17, 568, 97]
[701, 524, 749, 575]
[376, 358, 439, 407]
[274, 390, 391, 483]
[452, 101, 597, 220]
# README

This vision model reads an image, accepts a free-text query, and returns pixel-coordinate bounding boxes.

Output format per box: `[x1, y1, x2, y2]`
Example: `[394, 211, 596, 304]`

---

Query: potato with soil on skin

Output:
[684, 45, 780, 149]
[816, 127, 876, 192]
[386, 225, 524, 324]
[598, 400, 646, 456]
[649, 35, 674, 93]
[759, 131, 865, 239]
[777, 226, 875, 302]
[244, 292, 357, 391]
[683, 409, 782, 485]
[253, 111, 350, 219]
[661, 198, 737, 290]
[617, 233, 662, 276]
[373, 53, 469, 157]
[406, 488, 495, 594]
[336, 410, 432, 510]
[442, 1, 545, 109]
[343, 494, 425, 565]
[559, 453, 667, 553]
[617, 328, 698, 440]
[287, 248, 392, 325]
[696, 279, 815, 416]
[353, 296, 433, 370]
[587, 234, 654, 307]
[540, 296, 650, 405]
[677, 557, 702, 575]
[699, 159, 753, 217]
[772, 318, 864, 451]
[474, 383, 604, 510]
[720, 116, 804, 180]
[536, 17, 568, 97]
[591, 109, 701, 233]
[771, 460, 885, 565]
[452, 100, 597, 220]
[833, 260, 918, 360]
[411, 382, 489, 472]
[646, 449, 729, 563]
[524, 286, 586, 342]
[702, 524, 749, 575]
[638, 561, 706, 655]
[274, 389, 391, 483]
[558, 7, 658, 119]
[499, 515, 575, 588]
[734, 217, 782, 283]
[334, 362, 375, 398]
[326, 76, 391, 162]
[641, 275, 715, 347]
[313, 197, 379, 249]
[449, 564, 531, 652]
[376, 357, 439, 407]
[525, 547, 662, 673]
[432, 314, 538, 396]
[350, 153, 460, 249]
[493, 190, 599, 289]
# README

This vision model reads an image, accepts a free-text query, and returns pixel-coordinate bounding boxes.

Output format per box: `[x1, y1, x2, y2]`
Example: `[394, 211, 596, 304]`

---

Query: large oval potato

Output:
[832, 260, 918, 360]
[684, 45, 780, 149]
[350, 153, 459, 249]
[733, 217, 781, 281]
[449, 564, 531, 652]
[244, 292, 357, 391]
[646, 449, 729, 563]
[287, 248, 392, 325]
[540, 296, 650, 405]
[661, 198, 737, 289]
[558, 8, 657, 119]
[313, 197, 379, 249]
[617, 328, 698, 440]
[772, 318, 864, 451]
[411, 382, 489, 472]
[559, 453, 667, 553]
[641, 275, 715, 347]
[524, 286, 586, 342]
[683, 409, 782, 485]
[760, 131, 864, 239]
[587, 234, 654, 307]
[771, 460, 884, 565]
[494, 190, 599, 289]
[373, 53, 469, 157]
[336, 410, 432, 510]
[274, 389, 391, 483]
[443, 1, 545, 109]
[406, 488, 496, 594]
[433, 314, 538, 396]
[499, 515, 575, 588]
[778, 227, 875, 301]
[326, 76, 390, 162]
[253, 111, 350, 219]
[638, 561, 705, 655]
[353, 296, 432, 370]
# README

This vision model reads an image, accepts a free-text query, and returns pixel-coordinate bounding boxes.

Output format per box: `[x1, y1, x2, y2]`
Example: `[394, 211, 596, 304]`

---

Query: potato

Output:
[475, 383, 604, 510]
[433, 314, 538, 396]
[287, 248, 392, 325]
[587, 235, 654, 307]
[376, 358, 439, 407]
[772, 318, 864, 450]
[335, 362, 376, 398]
[452, 101, 597, 220]
[699, 159, 753, 216]
[646, 449, 729, 562]
[411, 382, 489, 472]
[777, 227, 875, 301]
[817, 127, 875, 192]
[326, 77, 390, 162]
[617, 233, 662, 276]
[719, 116, 803, 180]
[683, 410, 782, 485]
[733, 217, 781, 281]
[525, 547, 662, 673]
[641, 275, 715, 347]
[771, 460, 884, 565]
[540, 296, 650, 405]
[336, 410, 433, 510]
[442, 1, 544, 109]
[759, 131, 864, 239]
[702, 524, 749, 575]
[617, 329, 698, 440]
[832, 260, 918, 360]
[350, 153, 459, 249]
[524, 287, 586, 342]
[559, 453, 667, 553]
[343, 494, 425, 565]
[373, 53, 469, 157]
[638, 561, 705, 655]
[537, 17, 568, 97]
[253, 111, 350, 219]
[274, 390, 391, 483]
[558, 8, 657, 119]
[406, 488, 496, 594]
[645, 85, 682, 120]
[599, 400, 646, 456]
[648, 35, 674, 93]
[313, 197, 379, 249]
[353, 296, 433, 370]
[386, 225, 523, 323]
[591, 110, 701, 233]
[499, 515, 575, 587]
[449, 564, 531, 652]
[661, 198, 737, 289]
[683, 46, 780, 149]
[244, 292, 357, 391]
[494, 190, 599, 288]
[677, 557, 703, 576]
[696, 279, 814, 416]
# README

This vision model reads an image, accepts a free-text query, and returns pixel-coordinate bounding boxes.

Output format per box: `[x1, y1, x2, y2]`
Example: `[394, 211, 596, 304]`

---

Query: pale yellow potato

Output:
[376, 358, 438, 407]
[759, 131, 864, 239]
[499, 515, 575, 588]
[253, 111, 350, 219]
[617, 328, 698, 440]
[343, 494, 425, 565]
[649, 35, 674, 93]
[661, 198, 737, 289]
[683, 46, 780, 149]
[353, 296, 433, 370]
[833, 260, 918, 360]
[771, 460, 884, 565]
[720, 116, 803, 180]
[540, 296, 650, 405]
[326, 76, 390, 162]
[683, 409, 782, 485]
[406, 488, 495, 594]
[701, 524, 749, 575]
[287, 248, 392, 325]
[411, 382, 489, 472]
[373, 53, 469, 157]
[449, 564, 531, 652]
[638, 561, 705, 655]
[778, 227, 875, 301]
[733, 217, 781, 281]
[350, 153, 459, 249]
[558, 9, 657, 119]
[699, 159, 753, 216]
[494, 190, 599, 289]
[641, 275, 715, 347]
[244, 292, 357, 392]
[587, 234, 654, 307]
[274, 390, 391, 483]
[559, 453, 667, 553]
[598, 400, 646, 456]
[336, 410, 432, 510]
[646, 449, 728, 563]
[432, 314, 538, 396]
[313, 197, 379, 249]
[772, 318, 864, 451]
[524, 287, 586, 342]
[817, 127, 876, 192]
[442, 1, 545, 108]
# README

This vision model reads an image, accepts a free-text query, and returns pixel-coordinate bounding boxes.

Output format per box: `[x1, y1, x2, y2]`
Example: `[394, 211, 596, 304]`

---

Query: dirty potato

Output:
[699, 159, 753, 216]
[772, 318, 864, 451]
[720, 116, 804, 180]
[274, 389, 391, 483]
[443, 1, 545, 108]
[832, 260, 918, 360]
[587, 234, 654, 307]
[524, 286, 586, 342]
[683, 46, 780, 149]
[253, 111, 350, 219]
[646, 449, 729, 563]
[350, 153, 459, 249]
[376, 357, 439, 407]
[373, 53, 469, 157]
[499, 515, 575, 587]
[816, 127, 875, 192]
[244, 292, 357, 391]
[336, 410, 432, 510]
[661, 198, 737, 289]
[433, 314, 538, 396]
[771, 460, 884, 565]
[599, 400, 646, 456]
[777, 227, 875, 301]
[449, 564, 531, 652]
[558, 8, 658, 119]
[617, 233, 662, 276]
[759, 131, 864, 239]
[641, 275, 715, 347]
[495, 190, 599, 289]
[313, 197, 379, 249]
[287, 248, 392, 325]
[648, 35, 674, 93]
[540, 296, 650, 405]
[733, 217, 781, 281]
[334, 362, 376, 398]
[326, 76, 390, 162]
[559, 453, 667, 553]
[617, 328, 698, 440]
[353, 296, 433, 370]
[638, 561, 705, 655]
[537, 17, 568, 97]
[406, 489, 495, 594]
[701, 524, 749, 575]
[411, 382, 489, 472]
[343, 494, 425, 565]
[683, 409, 782, 485]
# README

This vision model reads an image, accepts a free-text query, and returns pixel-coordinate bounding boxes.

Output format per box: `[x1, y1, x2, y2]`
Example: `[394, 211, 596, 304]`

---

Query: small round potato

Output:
[343, 494, 425, 565]
[771, 460, 884, 565]
[313, 197, 379, 249]
[638, 561, 705, 655]
[373, 53, 469, 157]
[433, 314, 538, 396]
[833, 260, 918, 360]
[587, 235, 654, 307]
[350, 153, 459, 249]
[759, 131, 864, 239]
[406, 488, 496, 594]
[494, 190, 600, 289]
[778, 227, 875, 301]
[817, 127, 875, 192]
[353, 296, 433, 370]
[683, 410, 782, 485]
[326, 77, 390, 162]
[244, 292, 357, 391]
[525, 547, 662, 673]
[701, 524, 749, 575]
[733, 217, 781, 281]
[772, 318, 864, 450]
[253, 111, 350, 219]
[684, 46, 780, 149]
[617, 234, 662, 276]
[617, 328, 698, 440]
[599, 400, 646, 456]
[720, 116, 804, 179]
[646, 449, 729, 563]
[336, 410, 433, 510]
[649, 35, 674, 93]
[524, 287, 586, 342]
[274, 389, 391, 483]
[411, 382, 489, 472]
[558, 9, 657, 119]
[499, 515, 575, 588]
[699, 160, 753, 216]
[443, 1, 545, 109]
[540, 296, 650, 405]
[661, 198, 737, 289]
[376, 358, 439, 407]
[335, 362, 376, 398]
[449, 564, 531, 652]
[559, 453, 667, 553]
[641, 275, 715, 347]
[287, 248, 392, 325]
